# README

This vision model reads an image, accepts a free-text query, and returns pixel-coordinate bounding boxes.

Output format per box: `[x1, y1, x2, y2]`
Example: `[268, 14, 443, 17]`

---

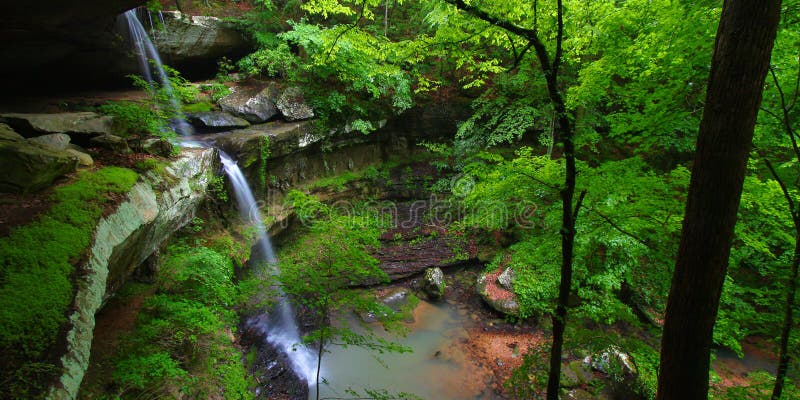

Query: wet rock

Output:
[28, 133, 71, 151]
[90, 134, 130, 154]
[186, 111, 250, 130]
[422, 267, 446, 300]
[277, 87, 314, 121]
[0, 112, 114, 139]
[584, 347, 637, 377]
[476, 272, 520, 317]
[141, 138, 175, 157]
[0, 139, 78, 193]
[584, 346, 642, 399]
[496, 267, 515, 291]
[381, 287, 412, 311]
[219, 84, 280, 123]
[214, 121, 316, 170]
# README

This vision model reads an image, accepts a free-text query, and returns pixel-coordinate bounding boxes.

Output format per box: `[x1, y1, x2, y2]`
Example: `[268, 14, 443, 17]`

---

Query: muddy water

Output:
[315, 300, 500, 400]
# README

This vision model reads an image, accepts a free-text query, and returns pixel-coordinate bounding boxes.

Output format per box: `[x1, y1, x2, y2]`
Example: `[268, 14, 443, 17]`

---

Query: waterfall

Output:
[219, 151, 319, 385]
[120, 9, 193, 136]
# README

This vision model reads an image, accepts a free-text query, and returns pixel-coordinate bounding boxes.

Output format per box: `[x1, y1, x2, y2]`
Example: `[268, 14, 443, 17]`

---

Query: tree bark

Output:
[655, 1, 781, 399]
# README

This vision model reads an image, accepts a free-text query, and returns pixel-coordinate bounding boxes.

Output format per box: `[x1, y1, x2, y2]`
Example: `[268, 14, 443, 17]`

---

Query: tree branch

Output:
[441, 0, 538, 40]
[764, 157, 800, 229]
[324, 0, 369, 62]
[590, 208, 652, 248]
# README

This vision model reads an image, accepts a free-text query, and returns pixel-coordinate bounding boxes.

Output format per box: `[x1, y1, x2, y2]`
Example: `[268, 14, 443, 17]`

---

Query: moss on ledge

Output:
[0, 167, 138, 398]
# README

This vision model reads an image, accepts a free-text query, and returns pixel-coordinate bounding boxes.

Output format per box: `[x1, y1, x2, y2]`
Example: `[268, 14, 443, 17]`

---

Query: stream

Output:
[316, 299, 501, 400]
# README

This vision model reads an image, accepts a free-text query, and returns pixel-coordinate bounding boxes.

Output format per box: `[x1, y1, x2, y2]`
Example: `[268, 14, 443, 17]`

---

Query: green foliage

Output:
[237, 36, 297, 78]
[110, 244, 252, 399]
[0, 167, 138, 398]
[182, 101, 214, 113]
[459, 150, 686, 321]
[565, 0, 720, 153]
[99, 100, 173, 139]
[208, 174, 229, 203]
[258, 135, 271, 192]
[200, 82, 233, 102]
[158, 246, 237, 307]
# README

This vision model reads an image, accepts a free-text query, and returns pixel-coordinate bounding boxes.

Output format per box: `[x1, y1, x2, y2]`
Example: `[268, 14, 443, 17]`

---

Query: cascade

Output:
[120, 9, 193, 136]
[219, 151, 319, 385]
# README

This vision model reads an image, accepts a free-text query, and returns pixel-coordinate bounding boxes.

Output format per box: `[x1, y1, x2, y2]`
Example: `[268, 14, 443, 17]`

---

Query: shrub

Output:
[99, 100, 173, 139]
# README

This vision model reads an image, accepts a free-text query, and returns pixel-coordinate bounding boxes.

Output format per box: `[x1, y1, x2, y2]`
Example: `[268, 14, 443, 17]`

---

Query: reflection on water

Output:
[316, 300, 500, 400]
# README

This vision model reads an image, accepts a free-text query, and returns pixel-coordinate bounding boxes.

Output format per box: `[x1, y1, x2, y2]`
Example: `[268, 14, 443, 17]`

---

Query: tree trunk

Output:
[773, 233, 800, 399]
[655, 1, 781, 399]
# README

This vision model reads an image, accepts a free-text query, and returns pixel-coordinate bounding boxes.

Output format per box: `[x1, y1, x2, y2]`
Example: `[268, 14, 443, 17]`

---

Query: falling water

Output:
[219, 151, 319, 385]
[120, 9, 193, 136]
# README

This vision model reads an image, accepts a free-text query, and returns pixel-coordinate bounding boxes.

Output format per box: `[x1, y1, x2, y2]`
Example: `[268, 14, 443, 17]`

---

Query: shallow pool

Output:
[313, 300, 500, 400]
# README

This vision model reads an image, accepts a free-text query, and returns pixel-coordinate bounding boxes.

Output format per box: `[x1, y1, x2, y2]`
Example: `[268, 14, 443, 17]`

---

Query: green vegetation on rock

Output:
[0, 166, 138, 398]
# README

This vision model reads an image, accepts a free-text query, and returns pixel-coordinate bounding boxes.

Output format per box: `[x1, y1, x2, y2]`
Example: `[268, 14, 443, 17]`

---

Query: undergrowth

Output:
[105, 215, 258, 399]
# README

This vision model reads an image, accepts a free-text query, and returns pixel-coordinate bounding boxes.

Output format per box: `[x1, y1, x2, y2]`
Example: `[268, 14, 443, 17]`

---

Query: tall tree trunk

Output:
[655, 1, 781, 399]
[773, 235, 799, 399]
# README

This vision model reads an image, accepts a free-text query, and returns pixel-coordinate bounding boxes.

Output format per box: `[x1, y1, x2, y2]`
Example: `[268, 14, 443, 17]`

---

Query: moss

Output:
[0, 167, 138, 398]
[182, 101, 214, 113]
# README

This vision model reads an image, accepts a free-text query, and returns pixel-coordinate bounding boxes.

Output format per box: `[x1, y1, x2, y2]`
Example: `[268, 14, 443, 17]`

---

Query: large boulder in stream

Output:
[0, 125, 79, 193]
[186, 111, 250, 131]
[218, 84, 280, 123]
[422, 267, 446, 300]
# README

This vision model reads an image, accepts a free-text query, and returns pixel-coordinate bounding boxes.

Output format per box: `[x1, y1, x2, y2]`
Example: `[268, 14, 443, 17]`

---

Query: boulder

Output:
[142, 138, 175, 157]
[0, 140, 78, 193]
[421, 267, 446, 299]
[496, 266, 515, 291]
[153, 11, 252, 70]
[0, 112, 114, 140]
[584, 347, 642, 399]
[584, 347, 637, 377]
[90, 134, 131, 154]
[28, 133, 71, 151]
[477, 271, 520, 316]
[218, 84, 280, 123]
[66, 149, 94, 167]
[186, 111, 250, 130]
[276, 87, 315, 121]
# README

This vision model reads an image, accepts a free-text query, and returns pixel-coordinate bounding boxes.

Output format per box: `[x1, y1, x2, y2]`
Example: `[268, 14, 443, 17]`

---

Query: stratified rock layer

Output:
[47, 148, 217, 400]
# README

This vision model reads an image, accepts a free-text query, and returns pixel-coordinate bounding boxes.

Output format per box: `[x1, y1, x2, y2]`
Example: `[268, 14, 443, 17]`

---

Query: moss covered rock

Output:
[0, 139, 78, 193]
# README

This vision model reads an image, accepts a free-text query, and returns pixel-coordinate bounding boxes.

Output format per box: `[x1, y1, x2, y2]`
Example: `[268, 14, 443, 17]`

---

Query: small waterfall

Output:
[219, 151, 318, 385]
[120, 9, 193, 136]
